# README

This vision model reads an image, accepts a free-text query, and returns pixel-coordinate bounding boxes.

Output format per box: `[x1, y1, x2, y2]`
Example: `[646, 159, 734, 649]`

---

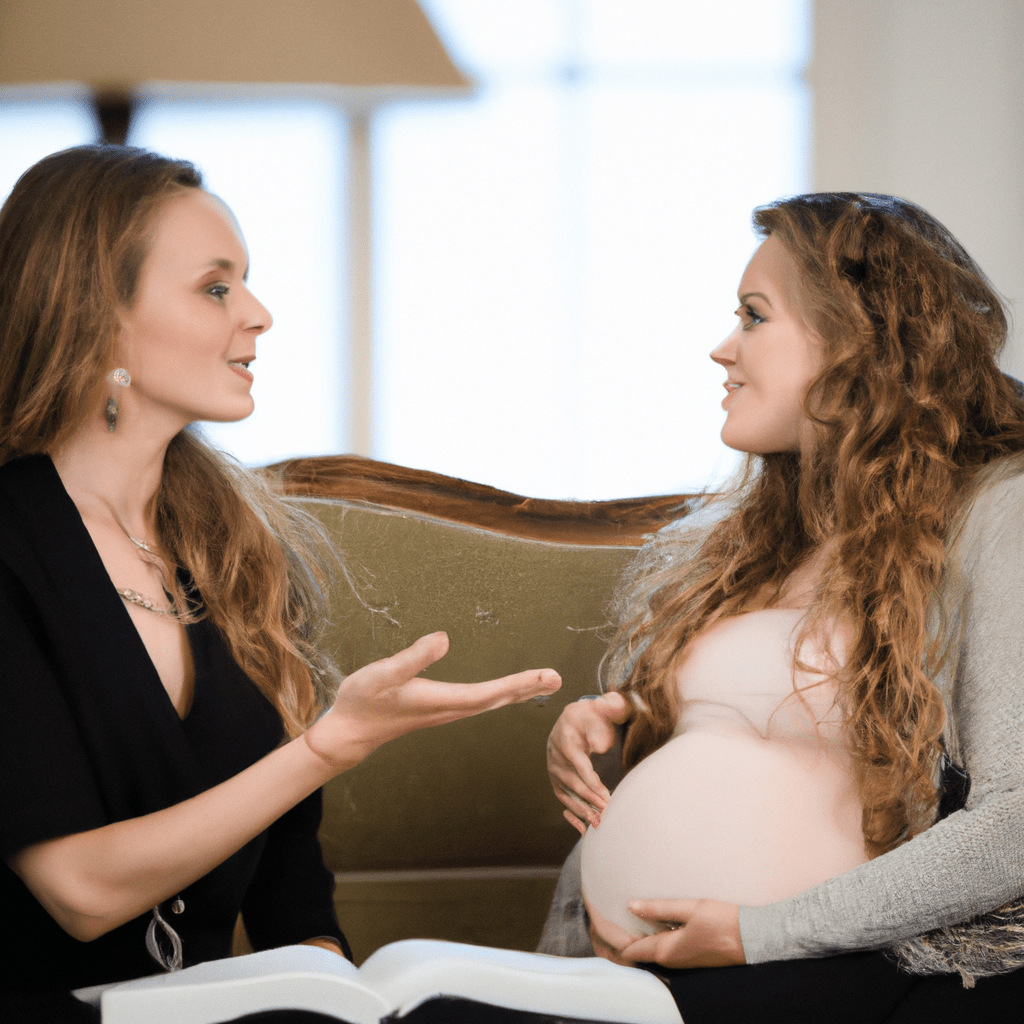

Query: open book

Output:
[74, 939, 682, 1024]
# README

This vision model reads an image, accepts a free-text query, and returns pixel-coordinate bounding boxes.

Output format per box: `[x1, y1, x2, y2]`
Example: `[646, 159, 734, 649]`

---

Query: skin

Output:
[547, 233, 824, 969]
[7, 189, 561, 949]
[709, 234, 823, 458]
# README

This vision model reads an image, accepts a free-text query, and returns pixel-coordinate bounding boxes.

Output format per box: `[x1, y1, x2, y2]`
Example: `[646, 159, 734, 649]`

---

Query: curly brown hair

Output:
[0, 145, 338, 737]
[611, 193, 1024, 853]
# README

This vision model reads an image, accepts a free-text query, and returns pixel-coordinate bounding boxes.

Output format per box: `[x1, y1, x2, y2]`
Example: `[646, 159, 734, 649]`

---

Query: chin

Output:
[720, 427, 758, 454]
[197, 402, 256, 424]
[721, 434, 784, 457]
[721, 420, 801, 456]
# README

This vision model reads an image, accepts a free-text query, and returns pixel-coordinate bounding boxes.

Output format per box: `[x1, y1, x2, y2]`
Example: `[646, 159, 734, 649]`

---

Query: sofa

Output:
[254, 455, 695, 964]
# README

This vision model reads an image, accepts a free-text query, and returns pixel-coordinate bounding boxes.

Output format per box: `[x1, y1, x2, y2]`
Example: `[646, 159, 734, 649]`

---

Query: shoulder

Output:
[955, 454, 1024, 561]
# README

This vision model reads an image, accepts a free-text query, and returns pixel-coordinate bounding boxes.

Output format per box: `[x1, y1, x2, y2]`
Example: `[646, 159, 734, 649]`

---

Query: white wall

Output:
[811, 0, 1024, 378]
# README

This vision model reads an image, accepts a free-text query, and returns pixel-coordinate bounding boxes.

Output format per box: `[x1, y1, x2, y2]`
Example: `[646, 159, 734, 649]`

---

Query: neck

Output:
[50, 409, 182, 540]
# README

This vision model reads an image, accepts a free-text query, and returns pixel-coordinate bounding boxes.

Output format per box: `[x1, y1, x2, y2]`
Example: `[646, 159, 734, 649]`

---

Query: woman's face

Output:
[710, 234, 822, 455]
[116, 189, 272, 434]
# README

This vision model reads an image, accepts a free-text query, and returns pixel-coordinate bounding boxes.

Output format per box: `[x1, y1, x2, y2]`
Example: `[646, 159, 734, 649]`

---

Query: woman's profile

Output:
[0, 144, 560, 1023]
[546, 192, 1024, 1021]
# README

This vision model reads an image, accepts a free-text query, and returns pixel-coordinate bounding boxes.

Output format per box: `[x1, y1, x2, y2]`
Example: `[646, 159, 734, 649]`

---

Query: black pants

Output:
[655, 951, 1024, 1024]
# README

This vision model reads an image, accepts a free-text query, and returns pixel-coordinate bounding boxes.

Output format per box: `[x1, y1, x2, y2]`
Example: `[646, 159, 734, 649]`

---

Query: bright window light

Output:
[0, 95, 96, 199]
[1, 0, 808, 500]
[375, 0, 810, 498]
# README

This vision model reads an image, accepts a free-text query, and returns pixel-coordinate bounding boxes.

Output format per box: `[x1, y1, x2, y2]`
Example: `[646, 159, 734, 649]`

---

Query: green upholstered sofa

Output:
[255, 456, 694, 964]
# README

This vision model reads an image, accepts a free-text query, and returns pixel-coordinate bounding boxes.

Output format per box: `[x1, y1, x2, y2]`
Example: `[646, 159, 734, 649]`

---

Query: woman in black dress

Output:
[0, 145, 560, 1022]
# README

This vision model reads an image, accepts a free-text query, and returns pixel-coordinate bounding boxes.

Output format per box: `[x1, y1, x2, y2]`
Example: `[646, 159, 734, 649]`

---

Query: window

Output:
[375, 0, 810, 498]
[0, 0, 808, 498]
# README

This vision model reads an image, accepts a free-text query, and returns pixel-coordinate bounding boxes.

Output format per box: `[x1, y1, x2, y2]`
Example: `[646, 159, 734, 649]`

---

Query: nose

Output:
[710, 322, 739, 367]
[243, 286, 273, 336]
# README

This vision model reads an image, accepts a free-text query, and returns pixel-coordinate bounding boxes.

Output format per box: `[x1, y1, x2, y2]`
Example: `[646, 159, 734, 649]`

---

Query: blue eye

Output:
[208, 283, 229, 299]
[740, 304, 765, 329]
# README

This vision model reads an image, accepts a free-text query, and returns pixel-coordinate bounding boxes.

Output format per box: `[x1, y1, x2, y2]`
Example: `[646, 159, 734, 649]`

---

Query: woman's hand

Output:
[305, 632, 561, 770]
[618, 899, 745, 968]
[10, 632, 558, 943]
[546, 691, 632, 834]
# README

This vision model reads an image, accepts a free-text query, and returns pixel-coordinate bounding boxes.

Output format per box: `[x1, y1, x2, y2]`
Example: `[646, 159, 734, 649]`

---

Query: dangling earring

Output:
[105, 368, 131, 432]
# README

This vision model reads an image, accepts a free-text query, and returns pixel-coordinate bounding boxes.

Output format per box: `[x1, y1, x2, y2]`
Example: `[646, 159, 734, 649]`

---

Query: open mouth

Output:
[228, 360, 252, 370]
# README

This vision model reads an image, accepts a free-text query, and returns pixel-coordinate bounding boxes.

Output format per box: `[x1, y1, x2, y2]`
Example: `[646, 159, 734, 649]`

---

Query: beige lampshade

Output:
[0, 0, 469, 93]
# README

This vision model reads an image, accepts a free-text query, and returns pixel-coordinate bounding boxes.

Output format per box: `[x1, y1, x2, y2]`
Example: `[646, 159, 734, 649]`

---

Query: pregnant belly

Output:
[581, 729, 868, 941]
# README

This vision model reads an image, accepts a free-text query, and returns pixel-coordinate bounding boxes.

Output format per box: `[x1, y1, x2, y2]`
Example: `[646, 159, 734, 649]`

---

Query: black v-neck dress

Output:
[0, 455, 346, 1011]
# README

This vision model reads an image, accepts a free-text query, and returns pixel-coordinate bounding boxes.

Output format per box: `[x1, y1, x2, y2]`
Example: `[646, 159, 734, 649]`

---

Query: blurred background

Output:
[2, 0, 1021, 500]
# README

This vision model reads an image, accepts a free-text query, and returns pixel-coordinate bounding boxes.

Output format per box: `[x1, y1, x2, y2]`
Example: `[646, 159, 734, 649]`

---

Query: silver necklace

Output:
[117, 586, 177, 617]
[128, 534, 157, 554]
[115, 526, 176, 617]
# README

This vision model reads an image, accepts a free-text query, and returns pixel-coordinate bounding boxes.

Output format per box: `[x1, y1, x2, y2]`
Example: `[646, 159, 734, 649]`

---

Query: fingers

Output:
[597, 689, 633, 725]
[416, 668, 561, 715]
[579, 695, 628, 757]
[547, 738, 609, 824]
[560, 791, 602, 829]
[618, 933, 662, 963]
[379, 671, 561, 739]
[628, 898, 699, 923]
[621, 899, 746, 968]
[378, 631, 451, 680]
[516, 668, 562, 701]
[562, 745, 611, 803]
[563, 808, 588, 836]
[546, 696, 622, 831]
[550, 768, 605, 829]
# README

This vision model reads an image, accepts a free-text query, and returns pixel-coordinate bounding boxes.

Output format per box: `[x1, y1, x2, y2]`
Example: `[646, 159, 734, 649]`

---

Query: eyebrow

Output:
[739, 291, 772, 306]
[204, 257, 249, 282]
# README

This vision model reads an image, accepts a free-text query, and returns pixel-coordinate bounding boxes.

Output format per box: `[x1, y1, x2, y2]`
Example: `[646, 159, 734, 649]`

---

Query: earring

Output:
[105, 368, 131, 432]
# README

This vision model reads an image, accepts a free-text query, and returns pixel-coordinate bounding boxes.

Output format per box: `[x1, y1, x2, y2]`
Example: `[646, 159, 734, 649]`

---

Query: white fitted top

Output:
[581, 607, 869, 946]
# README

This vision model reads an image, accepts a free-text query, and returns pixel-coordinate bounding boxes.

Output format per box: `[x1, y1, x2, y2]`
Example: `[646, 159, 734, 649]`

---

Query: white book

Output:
[73, 939, 683, 1024]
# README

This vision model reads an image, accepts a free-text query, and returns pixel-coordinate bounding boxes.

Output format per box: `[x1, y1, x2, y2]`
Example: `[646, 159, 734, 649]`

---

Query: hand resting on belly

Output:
[581, 608, 867, 948]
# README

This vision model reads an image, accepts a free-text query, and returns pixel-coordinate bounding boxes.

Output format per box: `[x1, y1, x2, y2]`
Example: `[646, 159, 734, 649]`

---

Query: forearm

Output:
[740, 789, 1024, 962]
[5, 632, 559, 943]
[8, 731, 341, 941]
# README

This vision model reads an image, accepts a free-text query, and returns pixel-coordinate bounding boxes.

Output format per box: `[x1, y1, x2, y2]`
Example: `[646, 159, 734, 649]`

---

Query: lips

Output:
[228, 358, 255, 384]
[722, 380, 744, 409]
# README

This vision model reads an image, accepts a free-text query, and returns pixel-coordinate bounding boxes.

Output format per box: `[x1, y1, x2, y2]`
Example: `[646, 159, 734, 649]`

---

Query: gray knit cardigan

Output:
[539, 457, 1024, 986]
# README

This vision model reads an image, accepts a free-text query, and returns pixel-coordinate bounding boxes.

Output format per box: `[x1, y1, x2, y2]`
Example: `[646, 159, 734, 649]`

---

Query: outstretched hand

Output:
[617, 899, 745, 969]
[305, 632, 561, 771]
[546, 691, 632, 834]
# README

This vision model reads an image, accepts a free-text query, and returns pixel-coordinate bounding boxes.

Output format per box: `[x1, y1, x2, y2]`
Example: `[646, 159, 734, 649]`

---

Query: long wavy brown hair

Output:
[610, 193, 1024, 853]
[0, 144, 337, 737]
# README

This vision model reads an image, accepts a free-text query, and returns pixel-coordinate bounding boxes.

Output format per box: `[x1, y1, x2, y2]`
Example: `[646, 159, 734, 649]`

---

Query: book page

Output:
[359, 940, 682, 1024]
[73, 947, 352, 1008]
[98, 946, 389, 1024]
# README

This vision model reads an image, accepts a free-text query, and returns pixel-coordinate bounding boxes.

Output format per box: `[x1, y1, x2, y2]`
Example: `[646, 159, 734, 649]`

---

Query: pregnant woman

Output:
[0, 145, 560, 1023]
[545, 193, 1024, 1022]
